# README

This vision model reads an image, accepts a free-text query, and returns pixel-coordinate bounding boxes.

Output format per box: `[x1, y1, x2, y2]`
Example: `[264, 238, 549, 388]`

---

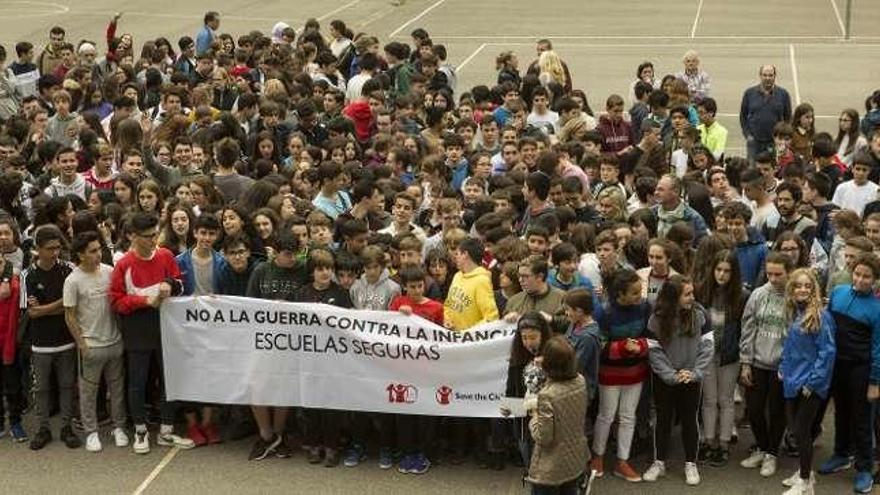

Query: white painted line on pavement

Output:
[789, 44, 801, 105]
[457, 43, 487, 72]
[132, 447, 180, 495]
[829, 0, 846, 37]
[389, 0, 447, 38]
[691, 0, 704, 38]
[318, 0, 364, 21]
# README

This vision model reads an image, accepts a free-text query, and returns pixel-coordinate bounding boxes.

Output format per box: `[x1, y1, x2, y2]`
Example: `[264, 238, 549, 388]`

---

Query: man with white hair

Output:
[675, 50, 711, 101]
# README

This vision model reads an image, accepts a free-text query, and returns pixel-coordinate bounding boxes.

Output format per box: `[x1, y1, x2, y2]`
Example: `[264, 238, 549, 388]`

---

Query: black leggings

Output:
[653, 377, 701, 462]
[745, 367, 786, 456]
[785, 394, 823, 478]
[831, 360, 873, 472]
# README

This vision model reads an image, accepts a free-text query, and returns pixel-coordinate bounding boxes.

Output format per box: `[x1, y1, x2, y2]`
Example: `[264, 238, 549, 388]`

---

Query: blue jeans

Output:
[127, 348, 177, 426]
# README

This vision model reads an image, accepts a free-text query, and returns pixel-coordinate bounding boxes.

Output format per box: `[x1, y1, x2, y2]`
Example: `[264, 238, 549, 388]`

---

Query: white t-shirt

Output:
[527, 110, 559, 134]
[62, 264, 120, 348]
[832, 179, 880, 217]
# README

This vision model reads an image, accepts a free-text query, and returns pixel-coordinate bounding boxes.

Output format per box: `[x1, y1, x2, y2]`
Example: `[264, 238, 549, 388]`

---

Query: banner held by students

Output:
[161, 296, 518, 417]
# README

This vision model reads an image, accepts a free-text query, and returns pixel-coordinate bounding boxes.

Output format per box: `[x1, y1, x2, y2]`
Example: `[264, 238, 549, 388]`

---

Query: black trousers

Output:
[653, 377, 701, 462]
[785, 394, 823, 478]
[745, 367, 786, 456]
[831, 359, 873, 472]
[0, 363, 23, 425]
[396, 415, 436, 454]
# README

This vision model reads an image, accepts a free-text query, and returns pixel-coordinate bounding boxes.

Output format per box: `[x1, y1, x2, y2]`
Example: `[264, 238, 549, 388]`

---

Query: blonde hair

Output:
[538, 50, 565, 87]
[596, 187, 627, 223]
[784, 268, 823, 333]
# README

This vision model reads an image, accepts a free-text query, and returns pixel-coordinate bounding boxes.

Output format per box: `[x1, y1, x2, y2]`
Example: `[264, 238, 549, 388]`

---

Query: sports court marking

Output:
[131, 447, 180, 495]
[417, 35, 880, 40]
[356, 6, 396, 27]
[690, 0, 704, 38]
[475, 41, 880, 48]
[317, 0, 364, 21]
[829, 0, 846, 37]
[457, 43, 487, 72]
[389, 0, 447, 37]
[788, 44, 801, 105]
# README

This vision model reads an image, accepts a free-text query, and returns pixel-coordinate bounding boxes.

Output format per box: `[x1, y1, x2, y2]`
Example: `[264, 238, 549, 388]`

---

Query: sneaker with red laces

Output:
[613, 460, 642, 482]
[187, 424, 208, 447]
[590, 457, 604, 478]
[202, 423, 222, 444]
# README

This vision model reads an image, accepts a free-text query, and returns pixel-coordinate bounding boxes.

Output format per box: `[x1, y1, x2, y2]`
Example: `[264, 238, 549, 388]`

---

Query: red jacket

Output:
[389, 295, 444, 326]
[597, 115, 632, 153]
[344, 100, 374, 143]
[0, 275, 20, 365]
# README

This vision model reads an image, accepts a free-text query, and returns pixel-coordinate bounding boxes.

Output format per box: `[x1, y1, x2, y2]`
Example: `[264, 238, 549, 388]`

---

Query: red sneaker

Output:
[202, 422, 222, 444]
[187, 424, 208, 447]
[589, 457, 604, 478]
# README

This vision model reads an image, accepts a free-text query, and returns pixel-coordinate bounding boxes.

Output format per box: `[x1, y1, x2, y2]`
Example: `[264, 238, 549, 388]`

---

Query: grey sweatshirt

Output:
[647, 304, 714, 385]
[349, 268, 401, 310]
[739, 282, 787, 370]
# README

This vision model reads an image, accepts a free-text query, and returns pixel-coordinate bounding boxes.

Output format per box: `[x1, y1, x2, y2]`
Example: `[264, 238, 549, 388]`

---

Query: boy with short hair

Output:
[591, 154, 627, 199]
[379, 193, 426, 242]
[389, 265, 440, 474]
[443, 238, 499, 331]
[833, 153, 879, 217]
[564, 288, 601, 413]
[548, 242, 593, 291]
[444, 133, 469, 191]
[64, 231, 128, 452]
[298, 248, 352, 467]
[350, 245, 401, 310]
[22, 225, 79, 450]
[45, 145, 90, 200]
[722, 202, 768, 290]
[525, 226, 550, 257]
[334, 251, 362, 290]
[598, 94, 633, 154]
[826, 236, 874, 293]
[175, 214, 227, 446]
[307, 211, 335, 249]
[110, 212, 193, 454]
[46, 89, 78, 146]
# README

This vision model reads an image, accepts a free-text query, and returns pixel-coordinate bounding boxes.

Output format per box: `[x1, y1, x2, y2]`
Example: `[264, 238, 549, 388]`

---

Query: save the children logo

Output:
[386, 383, 418, 404]
[436, 385, 453, 405]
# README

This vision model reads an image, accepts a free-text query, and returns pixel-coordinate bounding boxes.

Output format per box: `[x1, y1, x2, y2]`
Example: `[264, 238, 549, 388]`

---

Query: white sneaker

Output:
[759, 454, 777, 477]
[685, 462, 701, 486]
[85, 432, 102, 452]
[643, 460, 666, 482]
[740, 449, 765, 468]
[133, 429, 150, 455]
[783, 476, 815, 495]
[113, 428, 129, 448]
[157, 432, 195, 449]
[782, 469, 800, 487]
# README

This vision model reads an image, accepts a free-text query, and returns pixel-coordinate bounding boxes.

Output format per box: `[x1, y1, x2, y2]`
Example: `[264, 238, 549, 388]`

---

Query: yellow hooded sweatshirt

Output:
[443, 266, 499, 331]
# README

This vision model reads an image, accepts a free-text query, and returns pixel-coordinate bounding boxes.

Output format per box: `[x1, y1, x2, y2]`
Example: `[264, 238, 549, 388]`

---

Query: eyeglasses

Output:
[225, 249, 249, 257]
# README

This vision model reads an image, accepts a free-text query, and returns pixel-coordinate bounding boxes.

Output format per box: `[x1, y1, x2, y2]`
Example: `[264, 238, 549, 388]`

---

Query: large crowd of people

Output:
[2, 9, 880, 495]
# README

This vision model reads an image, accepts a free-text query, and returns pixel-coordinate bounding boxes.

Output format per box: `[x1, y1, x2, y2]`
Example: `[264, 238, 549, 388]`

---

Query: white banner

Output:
[160, 296, 517, 417]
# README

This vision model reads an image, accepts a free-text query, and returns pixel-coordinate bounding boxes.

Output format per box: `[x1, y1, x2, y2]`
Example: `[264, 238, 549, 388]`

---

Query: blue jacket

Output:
[176, 249, 228, 295]
[739, 85, 792, 143]
[567, 321, 601, 398]
[780, 308, 836, 399]
[735, 227, 767, 290]
[827, 285, 880, 384]
[716, 288, 750, 367]
[450, 159, 469, 191]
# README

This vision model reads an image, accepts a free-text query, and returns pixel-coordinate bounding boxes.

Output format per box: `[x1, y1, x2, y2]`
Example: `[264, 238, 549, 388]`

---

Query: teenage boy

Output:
[825, 236, 873, 293]
[64, 231, 128, 452]
[696, 97, 727, 161]
[394, 234, 443, 300]
[525, 226, 550, 257]
[175, 214, 227, 445]
[45, 146, 90, 200]
[548, 242, 594, 291]
[109, 212, 194, 454]
[598, 94, 633, 154]
[493, 82, 520, 127]
[562, 176, 600, 224]
[442, 133, 469, 191]
[297, 249, 352, 467]
[312, 162, 352, 221]
[379, 193, 427, 242]
[10, 41, 39, 98]
[350, 245, 401, 311]
[722, 202, 768, 290]
[145, 136, 202, 190]
[22, 225, 79, 450]
[821, 253, 880, 494]
[519, 171, 555, 236]
[212, 137, 254, 203]
[591, 154, 627, 199]
[564, 288, 601, 419]
[833, 153, 879, 217]
[389, 265, 440, 474]
[45, 89, 78, 146]
[245, 230, 306, 460]
[476, 113, 500, 154]
[527, 86, 559, 134]
[741, 168, 778, 233]
[83, 144, 116, 190]
[504, 255, 566, 320]
[444, 238, 499, 331]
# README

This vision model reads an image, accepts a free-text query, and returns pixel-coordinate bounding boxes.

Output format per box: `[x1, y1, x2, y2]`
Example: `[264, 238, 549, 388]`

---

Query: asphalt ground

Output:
[1, 0, 879, 492]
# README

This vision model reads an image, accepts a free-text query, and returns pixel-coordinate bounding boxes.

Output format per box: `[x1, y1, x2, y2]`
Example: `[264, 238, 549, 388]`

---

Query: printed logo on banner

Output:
[386, 383, 418, 404]
[436, 385, 453, 405]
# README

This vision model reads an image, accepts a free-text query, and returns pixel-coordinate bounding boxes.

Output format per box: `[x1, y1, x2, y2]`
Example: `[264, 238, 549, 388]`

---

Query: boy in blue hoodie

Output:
[820, 252, 880, 494]
[564, 288, 601, 433]
[722, 202, 767, 290]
